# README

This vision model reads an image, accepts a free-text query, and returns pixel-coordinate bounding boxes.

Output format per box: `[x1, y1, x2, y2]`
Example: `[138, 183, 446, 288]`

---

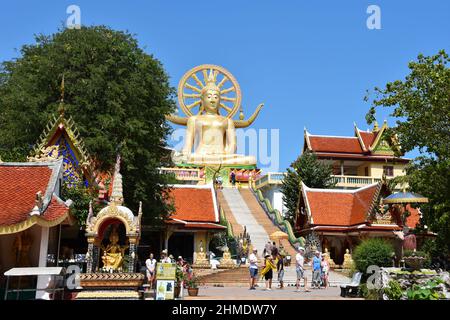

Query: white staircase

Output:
[221, 188, 270, 257]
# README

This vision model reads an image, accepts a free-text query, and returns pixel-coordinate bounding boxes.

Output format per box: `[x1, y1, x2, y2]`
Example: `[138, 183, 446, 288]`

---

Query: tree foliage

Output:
[0, 26, 176, 223]
[365, 50, 450, 257]
[281, 150, 336, 223]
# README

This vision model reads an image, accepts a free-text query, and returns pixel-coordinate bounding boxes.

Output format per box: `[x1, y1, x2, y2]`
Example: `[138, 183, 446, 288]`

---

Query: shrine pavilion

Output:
[0, 160, 73, 298]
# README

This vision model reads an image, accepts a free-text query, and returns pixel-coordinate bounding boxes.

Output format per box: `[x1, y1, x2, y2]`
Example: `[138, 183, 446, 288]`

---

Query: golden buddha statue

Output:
[220, 246, 236, 268]
[167, 65, 263, 166]
[342, 249, 354, 270]
[101, 227, 127, 271]
[193, 240, 210, 268]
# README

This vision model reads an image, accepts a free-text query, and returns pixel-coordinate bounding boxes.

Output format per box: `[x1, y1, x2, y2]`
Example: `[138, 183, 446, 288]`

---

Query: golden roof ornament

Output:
[58, 75, 65, 116]
[110, 154, 124, 205]
[373, 120, 379, 132]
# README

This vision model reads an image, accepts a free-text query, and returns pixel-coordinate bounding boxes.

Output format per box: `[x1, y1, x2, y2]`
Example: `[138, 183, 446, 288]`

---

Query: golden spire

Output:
[58, 75, 65, 116]
[239, 107, 244, 120]
[110, 154, 124, 206]
[373, 120, 379, 132]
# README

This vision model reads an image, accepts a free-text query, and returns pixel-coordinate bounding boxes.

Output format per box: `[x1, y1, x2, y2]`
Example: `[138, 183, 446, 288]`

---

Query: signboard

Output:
[156, 263, 176, 280]
[155, 280, 175, 300]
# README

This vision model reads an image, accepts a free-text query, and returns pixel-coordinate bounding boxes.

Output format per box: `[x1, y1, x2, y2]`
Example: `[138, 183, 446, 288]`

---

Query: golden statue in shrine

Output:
[101, 227, 128, 271]
[167, 65, 264, 166]
[342, 249, 354, 270]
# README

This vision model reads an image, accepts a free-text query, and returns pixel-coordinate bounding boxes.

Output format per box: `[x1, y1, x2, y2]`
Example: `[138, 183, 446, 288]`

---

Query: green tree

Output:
[365, 50, 450, 257]
[0, 26, 176, 224]
[281, 150, 336, 223]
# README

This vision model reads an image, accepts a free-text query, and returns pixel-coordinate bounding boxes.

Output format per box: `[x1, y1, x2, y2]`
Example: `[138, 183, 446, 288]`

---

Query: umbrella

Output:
[269, 231, 288, 241]
[382, 191, 428, 204]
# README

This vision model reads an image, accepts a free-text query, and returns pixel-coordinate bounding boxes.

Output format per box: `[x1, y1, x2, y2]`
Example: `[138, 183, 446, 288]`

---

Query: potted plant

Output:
[174, 265, 185, 298]
[185, 273, 200, 296]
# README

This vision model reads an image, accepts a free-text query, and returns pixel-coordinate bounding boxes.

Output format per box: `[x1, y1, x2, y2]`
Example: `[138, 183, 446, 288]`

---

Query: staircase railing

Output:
[249, 180, 305, 248]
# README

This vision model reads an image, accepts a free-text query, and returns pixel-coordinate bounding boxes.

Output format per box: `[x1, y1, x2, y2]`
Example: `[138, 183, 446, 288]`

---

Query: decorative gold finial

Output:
[239, 107, 244, 120]
[373, 121, 379, 132]
[110, 154, 124, 205]
[58, 75, 65, 116]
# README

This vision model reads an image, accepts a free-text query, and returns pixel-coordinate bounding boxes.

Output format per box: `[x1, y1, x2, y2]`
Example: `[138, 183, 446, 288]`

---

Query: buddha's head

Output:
[109, 227, 119, 244]
[201, 70, 220, 114]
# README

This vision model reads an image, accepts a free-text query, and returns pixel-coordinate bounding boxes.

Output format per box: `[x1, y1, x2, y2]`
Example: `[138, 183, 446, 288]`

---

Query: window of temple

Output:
[383, 165, 394, 177]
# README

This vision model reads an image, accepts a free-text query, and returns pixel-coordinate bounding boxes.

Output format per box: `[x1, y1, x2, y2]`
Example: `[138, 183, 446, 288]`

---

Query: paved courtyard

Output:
[183, 285, 361, 300]
[183, 267, 360, 300]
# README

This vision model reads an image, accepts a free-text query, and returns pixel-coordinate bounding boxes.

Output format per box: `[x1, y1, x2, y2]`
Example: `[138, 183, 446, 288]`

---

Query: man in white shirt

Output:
[248, 249, 259, 290]
[295, 247, 310, 292]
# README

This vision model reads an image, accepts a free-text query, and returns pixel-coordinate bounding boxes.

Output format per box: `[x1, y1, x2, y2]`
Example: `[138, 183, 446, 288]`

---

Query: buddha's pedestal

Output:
[76, 273, 145, 300]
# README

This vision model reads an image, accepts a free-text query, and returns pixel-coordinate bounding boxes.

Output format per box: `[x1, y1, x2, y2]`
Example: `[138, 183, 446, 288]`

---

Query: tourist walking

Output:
[276, 253, 285, 289]
[312, 251, 322, 289]
[321, 255, 329, 289]
[295, 247, 310, 292]
[271, 242, 278, 258]
[248, 249, 259, 290]
[261, 254, 275, 291]
[264, 241, 272, 257]
[145, 253, 156, 288]
[230, 171, 236, 187]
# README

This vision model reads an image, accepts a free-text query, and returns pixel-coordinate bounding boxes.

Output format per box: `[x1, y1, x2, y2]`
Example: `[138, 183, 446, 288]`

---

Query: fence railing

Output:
[159, 167, 203, 181]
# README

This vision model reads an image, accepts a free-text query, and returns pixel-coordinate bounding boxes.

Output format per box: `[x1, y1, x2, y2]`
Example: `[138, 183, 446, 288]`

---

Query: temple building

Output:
[295, 181, 420, 266]
[303, 121, 409, 189]
[0, 160, 73, 297]
[164, 185, 225, 263]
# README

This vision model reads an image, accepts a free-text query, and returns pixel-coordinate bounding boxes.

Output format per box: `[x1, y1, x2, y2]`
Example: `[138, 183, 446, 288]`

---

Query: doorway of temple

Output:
[168, 233, 194, 263]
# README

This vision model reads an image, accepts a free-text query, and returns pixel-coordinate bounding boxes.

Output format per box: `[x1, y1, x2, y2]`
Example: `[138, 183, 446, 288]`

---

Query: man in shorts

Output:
[249, 249, 259, 290]
[295, 247, 310, 292]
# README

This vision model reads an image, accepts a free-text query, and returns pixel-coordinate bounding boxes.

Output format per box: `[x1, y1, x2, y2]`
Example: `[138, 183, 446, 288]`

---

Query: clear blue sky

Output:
[1, 0, 448, 171]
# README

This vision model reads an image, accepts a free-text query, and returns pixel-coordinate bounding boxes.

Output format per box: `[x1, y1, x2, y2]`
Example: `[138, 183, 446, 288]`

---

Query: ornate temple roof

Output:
[0, 160, 72, 234]
[299, 182, 420, 233]
[303, 121, 407, 162]
[166, 185, 225, 230]
[85, 155, 142, 238]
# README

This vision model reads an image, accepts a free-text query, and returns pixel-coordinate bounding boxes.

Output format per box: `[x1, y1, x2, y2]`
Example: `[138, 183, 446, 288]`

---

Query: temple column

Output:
[128, 238, 137, 272]
[86, 238, 94, 273]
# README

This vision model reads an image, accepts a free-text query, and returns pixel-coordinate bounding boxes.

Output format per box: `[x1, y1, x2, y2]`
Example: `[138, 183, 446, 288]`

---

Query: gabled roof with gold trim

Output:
[303, 121, 407, 161]
[0, 160, 72, 235]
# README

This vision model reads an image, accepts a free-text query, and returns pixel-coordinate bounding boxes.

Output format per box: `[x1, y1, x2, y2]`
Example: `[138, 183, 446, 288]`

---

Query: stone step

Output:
[239, 189, 298, 258]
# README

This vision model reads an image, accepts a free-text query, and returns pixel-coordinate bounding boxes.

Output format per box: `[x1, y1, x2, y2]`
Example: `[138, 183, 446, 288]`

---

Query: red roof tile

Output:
[309, 136, 364, 154]
[359, 131, 378, 150]
[0, 163, 69, 228]
[405, 206, 420, 229]
[304, 184, 379, 226]
[0, 166, 53, 226]
[168, 187, 217, 223]
[43, 196, 70, 222]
